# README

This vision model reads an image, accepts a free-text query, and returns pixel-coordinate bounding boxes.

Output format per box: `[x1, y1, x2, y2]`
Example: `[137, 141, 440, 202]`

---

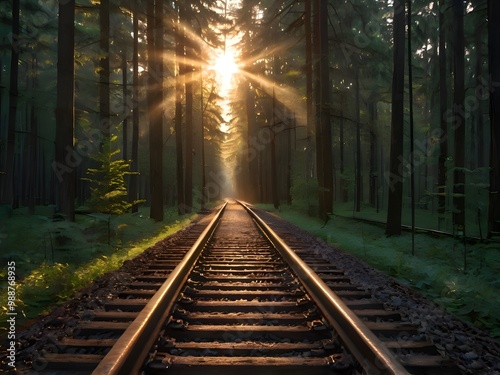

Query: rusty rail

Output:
[92, 202, 227, 375]
[239, 201, 410, 375]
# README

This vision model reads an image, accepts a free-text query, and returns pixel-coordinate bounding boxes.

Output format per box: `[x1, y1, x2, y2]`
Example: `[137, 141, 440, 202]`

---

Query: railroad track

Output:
[23, 201, 461, 374]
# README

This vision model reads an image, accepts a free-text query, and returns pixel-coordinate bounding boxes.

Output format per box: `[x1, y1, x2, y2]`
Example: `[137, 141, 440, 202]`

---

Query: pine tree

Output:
[83, 136, 142, 215]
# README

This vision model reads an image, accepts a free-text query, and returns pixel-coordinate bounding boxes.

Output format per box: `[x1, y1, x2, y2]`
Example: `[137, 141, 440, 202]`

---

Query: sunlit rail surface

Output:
[29, 201, 460, 375]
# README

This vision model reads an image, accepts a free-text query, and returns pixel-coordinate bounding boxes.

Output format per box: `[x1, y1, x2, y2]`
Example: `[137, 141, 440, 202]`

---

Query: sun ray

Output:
[239, 69, 307, 126]
[237, 37, 302, 69]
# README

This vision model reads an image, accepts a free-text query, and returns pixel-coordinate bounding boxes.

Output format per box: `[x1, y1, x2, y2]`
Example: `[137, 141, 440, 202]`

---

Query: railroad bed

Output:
[11, 201, 463, 374]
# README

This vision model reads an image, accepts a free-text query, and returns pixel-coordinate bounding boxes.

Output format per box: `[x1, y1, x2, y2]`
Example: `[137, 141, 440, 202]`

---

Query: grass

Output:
[258, 203, 500, 339]
[0, 206, 196, 329]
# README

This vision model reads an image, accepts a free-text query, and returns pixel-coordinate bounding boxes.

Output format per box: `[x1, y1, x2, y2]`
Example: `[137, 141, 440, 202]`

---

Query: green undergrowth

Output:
[258, 204, 500, 339]
[0, 206, 196, 330]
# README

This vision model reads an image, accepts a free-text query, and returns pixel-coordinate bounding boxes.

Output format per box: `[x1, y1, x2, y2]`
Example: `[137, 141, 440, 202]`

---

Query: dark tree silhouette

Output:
[385, 0, 405, 236]
[2, 0, 19, 208]
[452, 0, 465, 230]
[99, 0, 110, 144]
[437, 0, 448, 226]
[175, 4, 186, 215]
[54, 0, 76, 221]
[489, 0, 500, 236]
[147, 0, 164, 221]
[128, 1, 140, 213]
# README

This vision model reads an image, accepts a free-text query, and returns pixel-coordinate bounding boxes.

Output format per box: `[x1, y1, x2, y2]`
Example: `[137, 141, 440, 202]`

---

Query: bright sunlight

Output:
[213, 52, 239, 77]
[210, 48, 239, 93]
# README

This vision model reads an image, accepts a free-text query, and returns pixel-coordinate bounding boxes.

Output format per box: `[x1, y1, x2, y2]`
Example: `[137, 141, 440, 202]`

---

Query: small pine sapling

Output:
[83, 136, 143, 215]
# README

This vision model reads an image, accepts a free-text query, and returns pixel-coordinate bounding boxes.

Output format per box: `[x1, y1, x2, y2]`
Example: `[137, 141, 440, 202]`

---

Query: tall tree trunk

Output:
[313, 0, 323, 216]
[175, 5, 185, 215]
[0, 56, 3, 148]
[315, 0, 333, 220]
[369, 99, 378, 208]
[54, 0, 76, 221]
[438, 0, 448, 226]
[355, 67, 361, 212]
[147, 0, 164, 221]
[185, 34, 194, 213]
[385, 0, 405, 236]
[287, 113, 294, 205]
[452, 0, 465, 230]
[339, 93, 346, 202]
[2, 0, 19, 208]
[122, 49, 128, 160]
[200, 61, 207, 209]
[305, 0, 314, 182]
[474, 14, 485, 168]
[321, 0, 333, 216]
[488, 0, 500, 236]
[28, 54, 38, 215]
[408, 0, 416, 254]
[129, 1, 139, 213]
[99, 0, 110, 143]
[271, 90, 279, 209]
[246, 81, 258, 202]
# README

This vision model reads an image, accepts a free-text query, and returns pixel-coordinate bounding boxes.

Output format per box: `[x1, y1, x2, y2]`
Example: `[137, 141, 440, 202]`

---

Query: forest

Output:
[0, 0, 500, 341]
[0, 0, 499, 240]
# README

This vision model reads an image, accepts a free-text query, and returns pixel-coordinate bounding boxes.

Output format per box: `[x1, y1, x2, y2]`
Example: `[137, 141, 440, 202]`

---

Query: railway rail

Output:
[15, 201, 462, 374]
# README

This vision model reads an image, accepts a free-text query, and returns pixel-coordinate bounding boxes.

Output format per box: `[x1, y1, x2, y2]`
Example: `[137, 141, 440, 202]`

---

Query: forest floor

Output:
[258, 203, 500, 339]
[0, 206, 197, 329]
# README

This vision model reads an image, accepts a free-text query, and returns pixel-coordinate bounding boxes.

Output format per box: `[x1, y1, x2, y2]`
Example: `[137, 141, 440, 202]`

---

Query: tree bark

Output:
[313, 0, 323, 215]
[28, 54, 38, 215]
[315, 0, 333, 220]
[129, 0, 140, 213]
[369, 99, 378, 208]
[200, 59, 207, 209]
[488, 0, 500, 235]
[2, 0, 19, 208]
[408, 0, 416, 254]
[474, 9, 485, 169]
[355, 67, 361, 212]
[452, 0, 465, 230]
[147, 0, 164, 221]
[438, 0, 448, 223]
[185, 31, 194, 213]
[99, 0, 110, 144]
[122, 50, 128, 161]
[339, 93, 346, 202]
[175, 4, 186, 215]
[271, 90, 279, 209]
[385, 0, 405, 236]
[305, 0, 314, 182]
[246, 81, 259, 202]
[54, 0, 76, 221]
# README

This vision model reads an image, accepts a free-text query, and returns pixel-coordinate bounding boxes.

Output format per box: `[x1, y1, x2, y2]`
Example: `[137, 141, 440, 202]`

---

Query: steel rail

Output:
[239, 201, 410, 375]
[92, 202, 227, 375]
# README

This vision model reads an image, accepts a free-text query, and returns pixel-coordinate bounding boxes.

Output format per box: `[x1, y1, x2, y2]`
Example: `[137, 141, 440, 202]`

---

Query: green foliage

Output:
[0, 208, 196, 328]
[290, 177, 318, 213]
[289, 151, 318, 213]
[83, 136, 143, 215]
[261, 205, 500, 338]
